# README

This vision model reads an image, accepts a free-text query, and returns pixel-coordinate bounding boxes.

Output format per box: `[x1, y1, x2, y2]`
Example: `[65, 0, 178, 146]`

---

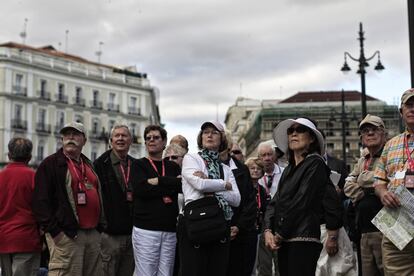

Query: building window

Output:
[91, 146, 98, 161]
[93, 90, 99, 103]
[109, 93, 115, 104]
[14, 104, 22, 121]
[38, 109, 46, 124]
[75, 87, 84, 106]
[37, 143, 44, 162]
[39, 79, 48, 99]
[57, 83, 67, 103]
[13, 74, 26, 95]
[56, 111, 65, 129]
[108, 120, 115, 132]
[92, 118, 100, 135]
[128, 96, 140, 115]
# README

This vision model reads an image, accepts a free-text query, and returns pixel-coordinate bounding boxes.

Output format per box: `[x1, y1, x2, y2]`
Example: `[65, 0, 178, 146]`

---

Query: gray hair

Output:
[257, 141, 275, 155]
[163, 143, 187, 158]
[8, 137, 32, 162]
[110, 123, 132, 138]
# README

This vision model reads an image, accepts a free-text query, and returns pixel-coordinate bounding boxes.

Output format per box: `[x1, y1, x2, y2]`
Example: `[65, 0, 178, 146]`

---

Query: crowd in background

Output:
[1, 88, 414, 276]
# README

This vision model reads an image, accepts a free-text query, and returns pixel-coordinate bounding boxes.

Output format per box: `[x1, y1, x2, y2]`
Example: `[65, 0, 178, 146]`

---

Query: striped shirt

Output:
[374, 130, 414, 187]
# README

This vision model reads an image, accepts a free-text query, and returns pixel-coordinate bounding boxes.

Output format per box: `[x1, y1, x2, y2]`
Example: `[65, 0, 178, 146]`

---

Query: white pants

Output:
[132, 226, 176, 276]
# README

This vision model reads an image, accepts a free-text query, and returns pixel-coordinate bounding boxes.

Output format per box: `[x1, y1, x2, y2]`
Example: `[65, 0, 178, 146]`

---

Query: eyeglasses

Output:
[360, 126, 381, 135]
[168, 155, 182, 160]
[202, 130, 220, 136]
[287, 125, 309, 135]
[145, 135, 162, 141]
[231, 150, 242, 155]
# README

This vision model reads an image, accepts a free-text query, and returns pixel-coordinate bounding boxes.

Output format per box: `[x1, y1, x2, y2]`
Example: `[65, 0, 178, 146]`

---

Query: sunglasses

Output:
[168, 155, 182, 160]
[231, 150, 242, 155]
[287, 125, 309, 135]
[145, 135, 162, 141]
[360, 126, 381, 135]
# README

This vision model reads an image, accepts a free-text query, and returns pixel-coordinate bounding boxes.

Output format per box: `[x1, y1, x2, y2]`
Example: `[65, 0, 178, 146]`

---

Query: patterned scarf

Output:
[199, 149, 233, 221]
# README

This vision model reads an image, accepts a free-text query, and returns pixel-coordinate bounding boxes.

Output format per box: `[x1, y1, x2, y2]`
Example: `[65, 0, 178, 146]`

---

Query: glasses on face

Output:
[145, 135, 162, 141]
[231, 150, 242, 155]
[168, 155, 182, 160]
[404, 102, 414, 109]
[287, 125, 309, 135]
[202, 130, 220, 136]
[360, 126, 381, 135]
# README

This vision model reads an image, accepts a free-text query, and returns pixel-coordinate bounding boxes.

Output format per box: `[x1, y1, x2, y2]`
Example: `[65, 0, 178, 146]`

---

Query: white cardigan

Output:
[181, 153, 241, 207]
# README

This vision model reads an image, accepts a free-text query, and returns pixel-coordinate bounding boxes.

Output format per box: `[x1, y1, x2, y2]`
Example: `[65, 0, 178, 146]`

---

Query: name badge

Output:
[163, 196, 173, 204]
[77, 191, 87, 205]
[126, 191, 133, 202]
[395, 170, 406, 180]
[405, 171, 414, 189]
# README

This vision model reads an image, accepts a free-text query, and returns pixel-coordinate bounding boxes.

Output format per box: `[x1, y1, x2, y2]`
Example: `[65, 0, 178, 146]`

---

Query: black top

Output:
[226, 157, 257, 235]
[94, 150, 136, 235]
[264, 154, 342, 240]
[132, 158, 182, 232]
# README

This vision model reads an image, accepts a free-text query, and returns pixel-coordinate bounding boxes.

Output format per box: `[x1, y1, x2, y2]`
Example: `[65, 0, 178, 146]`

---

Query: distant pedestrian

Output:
[0, 137, 41, 276]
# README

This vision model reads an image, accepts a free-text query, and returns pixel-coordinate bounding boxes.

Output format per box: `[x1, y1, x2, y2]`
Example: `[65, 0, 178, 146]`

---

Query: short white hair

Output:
[110, 123, 132, 138]
[257, 141, 275, 154]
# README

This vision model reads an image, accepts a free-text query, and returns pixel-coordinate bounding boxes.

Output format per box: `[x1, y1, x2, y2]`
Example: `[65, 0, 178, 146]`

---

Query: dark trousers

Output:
[227, 231, 258, 276]
[178, 216, 230, 276]
[278, 241, 322, 276]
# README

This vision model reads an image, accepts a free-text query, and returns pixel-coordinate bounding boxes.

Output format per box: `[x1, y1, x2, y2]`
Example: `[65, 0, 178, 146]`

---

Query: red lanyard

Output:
[256, 184, 262, 209]
[66, 155, 87, 191]
[148, 158, 165, 176]
[363, 158, 371, 171]
[119, 159, 131, 188]
[404, 135, 414, 171]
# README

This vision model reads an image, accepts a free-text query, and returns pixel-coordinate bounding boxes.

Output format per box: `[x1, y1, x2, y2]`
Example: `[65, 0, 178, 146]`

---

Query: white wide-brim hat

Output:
[272, 118, 325, 156]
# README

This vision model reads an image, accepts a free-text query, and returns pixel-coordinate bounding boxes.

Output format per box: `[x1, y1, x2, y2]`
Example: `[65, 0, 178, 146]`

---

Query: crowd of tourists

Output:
[1, 88, 414, 276]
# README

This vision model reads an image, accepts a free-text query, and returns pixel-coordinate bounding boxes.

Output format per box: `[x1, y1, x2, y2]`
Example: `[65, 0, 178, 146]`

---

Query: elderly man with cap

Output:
[33, 122, 105, 276]
[374, 89, 414, 275]
[344, 114, 386, 276]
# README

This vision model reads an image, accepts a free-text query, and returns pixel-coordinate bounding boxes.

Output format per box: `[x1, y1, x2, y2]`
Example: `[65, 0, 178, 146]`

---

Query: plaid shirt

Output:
[374, 130, 414, 187]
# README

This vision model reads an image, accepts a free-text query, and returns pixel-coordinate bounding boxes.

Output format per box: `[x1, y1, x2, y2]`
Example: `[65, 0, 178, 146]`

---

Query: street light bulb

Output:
[341, 62, 351, 73]
[374, 60, 385, 71]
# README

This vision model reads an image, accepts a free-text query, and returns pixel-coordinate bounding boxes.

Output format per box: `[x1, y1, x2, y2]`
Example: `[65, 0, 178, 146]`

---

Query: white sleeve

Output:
[216, 165, 241, 207]
[182, 154, 227, 193]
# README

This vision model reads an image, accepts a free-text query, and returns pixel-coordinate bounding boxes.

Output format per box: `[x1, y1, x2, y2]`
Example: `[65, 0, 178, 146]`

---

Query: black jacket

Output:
[33, 148, 106, 239]
[264, 154, 342, 240]
[228, 158, 257, 235]
[93, 150, 136, 235]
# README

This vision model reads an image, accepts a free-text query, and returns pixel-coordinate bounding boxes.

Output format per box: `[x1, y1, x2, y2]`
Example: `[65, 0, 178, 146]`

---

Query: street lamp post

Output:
[341, 22, 385, 118]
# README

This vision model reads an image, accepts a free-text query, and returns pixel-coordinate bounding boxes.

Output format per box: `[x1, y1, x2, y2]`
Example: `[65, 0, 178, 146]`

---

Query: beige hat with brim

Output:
[359, 114, 385, 129]
[60, 122, 86, 136]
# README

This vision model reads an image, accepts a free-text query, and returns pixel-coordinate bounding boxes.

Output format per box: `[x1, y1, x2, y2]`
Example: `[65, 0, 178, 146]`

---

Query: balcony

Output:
[128, 107, 141, 116]
[11, 119, 27, 130]
[107, 103, 120, 112]
[12, 86, 27, 96]
[36, 123, 51, 134]
[73, 97, 86, 107]
[56, 94, 68, 104]
[90, 100, 103, 110]
[54, 124, 65, 135]
[37, 90, 51, 101]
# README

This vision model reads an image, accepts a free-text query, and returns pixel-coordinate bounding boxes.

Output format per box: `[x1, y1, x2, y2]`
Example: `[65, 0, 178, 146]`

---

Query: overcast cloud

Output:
[0, 0, 410, 150]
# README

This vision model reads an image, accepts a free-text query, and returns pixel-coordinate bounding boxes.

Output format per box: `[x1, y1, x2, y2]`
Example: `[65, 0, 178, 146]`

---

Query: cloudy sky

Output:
[1, 0, 410, 150]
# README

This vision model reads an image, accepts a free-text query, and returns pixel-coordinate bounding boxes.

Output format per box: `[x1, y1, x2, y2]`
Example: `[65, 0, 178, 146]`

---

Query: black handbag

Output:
[183, 196, 228, 244]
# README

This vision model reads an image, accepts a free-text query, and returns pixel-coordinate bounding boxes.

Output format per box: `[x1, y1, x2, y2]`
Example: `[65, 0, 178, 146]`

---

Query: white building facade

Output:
[0, 42, 160, 166]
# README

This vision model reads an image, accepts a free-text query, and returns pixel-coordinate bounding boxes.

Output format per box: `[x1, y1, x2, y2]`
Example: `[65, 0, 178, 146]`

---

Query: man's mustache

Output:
[63, 140, 80, 146]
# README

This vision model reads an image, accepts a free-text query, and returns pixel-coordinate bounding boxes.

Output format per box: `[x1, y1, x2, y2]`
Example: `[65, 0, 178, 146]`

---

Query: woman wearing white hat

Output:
[262, 118, 342, 276]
